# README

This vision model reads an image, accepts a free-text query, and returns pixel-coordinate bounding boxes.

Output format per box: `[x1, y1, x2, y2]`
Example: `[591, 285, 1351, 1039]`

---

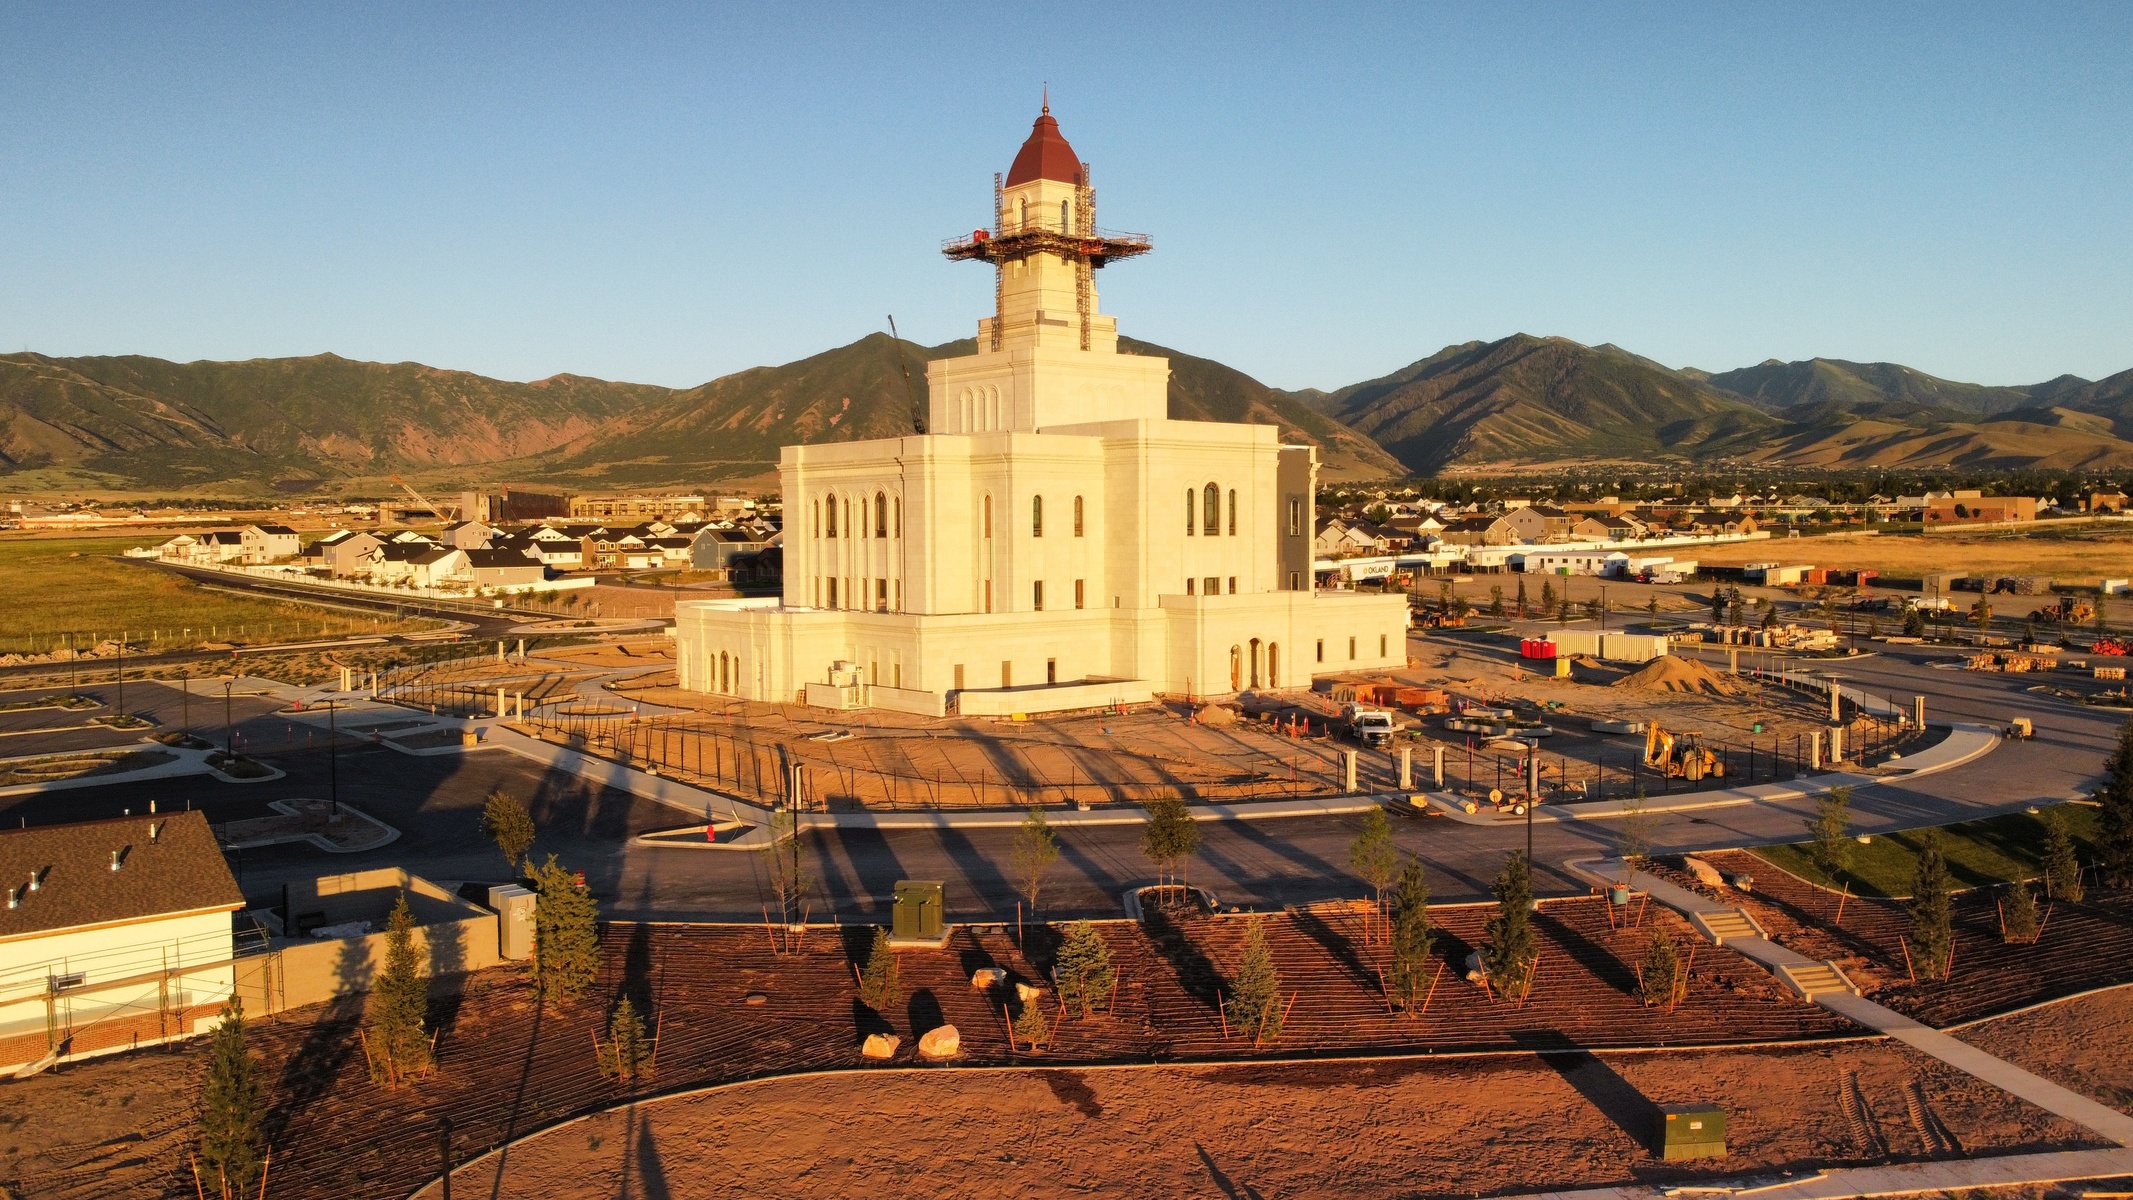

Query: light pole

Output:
[223, 680, 234, 758]
[329, 697, 339, 818]
[1599, 585, 1608, 631]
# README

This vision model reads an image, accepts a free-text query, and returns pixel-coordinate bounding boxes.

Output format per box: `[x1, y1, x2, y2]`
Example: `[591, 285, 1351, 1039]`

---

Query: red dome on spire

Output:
[1006, 104, 1082, 187]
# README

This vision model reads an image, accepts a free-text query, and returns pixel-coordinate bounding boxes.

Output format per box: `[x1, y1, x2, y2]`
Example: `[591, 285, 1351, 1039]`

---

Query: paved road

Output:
[1, 636, 2120, 925]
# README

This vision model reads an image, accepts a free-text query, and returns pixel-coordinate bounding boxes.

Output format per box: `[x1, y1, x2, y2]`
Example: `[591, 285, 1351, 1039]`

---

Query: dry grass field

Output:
[1692, 523, 2133, 583]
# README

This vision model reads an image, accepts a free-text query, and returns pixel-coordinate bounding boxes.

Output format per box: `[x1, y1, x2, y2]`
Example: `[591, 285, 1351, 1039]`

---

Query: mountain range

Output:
[4, 334, 2130, 496]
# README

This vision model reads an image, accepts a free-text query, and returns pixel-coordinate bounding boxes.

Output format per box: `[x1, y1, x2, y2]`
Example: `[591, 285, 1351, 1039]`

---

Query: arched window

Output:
[1228, 489, 1237, 536]
[844, 498, 851, 540]
[1269, 643, 1281, 688]
[858, 496, 868, 538]
[1032, 494, 1044, 537]
[874, 492, 887, 538]
[812, 499, 820, 538]
[894, 496, 902, 537]
[824, 493, 838, 538]
[1248, 637, 1262, 688]
[1203, 483, 1220, 537]
[1073, 495, 1084, 537]
[1060, 200, 1070, 231]
[1229, 645, 1242, 692]
[1186, 488, 1195, 536]
[1020, 198, 1028, 229]
[983, 494, 993, 538]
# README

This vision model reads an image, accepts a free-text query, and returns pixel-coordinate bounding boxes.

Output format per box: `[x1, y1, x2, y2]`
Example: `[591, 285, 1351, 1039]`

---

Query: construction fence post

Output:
[1343, 750, 1358, 794]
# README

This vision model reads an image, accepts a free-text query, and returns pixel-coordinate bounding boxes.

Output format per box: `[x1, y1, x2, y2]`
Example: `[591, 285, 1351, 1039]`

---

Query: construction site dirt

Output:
[10, 891, 2080, 1200]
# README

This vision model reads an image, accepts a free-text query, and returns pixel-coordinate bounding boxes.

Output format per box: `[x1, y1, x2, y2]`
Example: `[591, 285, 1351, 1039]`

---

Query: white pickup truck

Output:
[1344, 704, 1400, 748]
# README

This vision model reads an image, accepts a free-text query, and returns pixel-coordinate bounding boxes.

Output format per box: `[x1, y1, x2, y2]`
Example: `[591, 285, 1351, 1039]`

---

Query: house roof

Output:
[465, 548, 540, 568]
[0, 811, 242, 940]
[248, 524, 297, 536]
[1006, 105, 1082, 186]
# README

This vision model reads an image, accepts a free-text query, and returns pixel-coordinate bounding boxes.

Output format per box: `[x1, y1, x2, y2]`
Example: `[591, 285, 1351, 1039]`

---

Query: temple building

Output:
[672, 106, 1409, 716]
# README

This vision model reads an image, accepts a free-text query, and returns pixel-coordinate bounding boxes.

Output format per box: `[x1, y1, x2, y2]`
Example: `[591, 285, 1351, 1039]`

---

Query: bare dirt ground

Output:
[1689, 524, 2133, 583]
[425, 1039, 2101, 1200]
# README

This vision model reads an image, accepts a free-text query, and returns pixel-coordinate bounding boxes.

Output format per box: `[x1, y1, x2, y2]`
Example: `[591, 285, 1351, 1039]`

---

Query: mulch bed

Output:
[23, 898, 1859, 1200]
[1687, 850, 2133, 1026]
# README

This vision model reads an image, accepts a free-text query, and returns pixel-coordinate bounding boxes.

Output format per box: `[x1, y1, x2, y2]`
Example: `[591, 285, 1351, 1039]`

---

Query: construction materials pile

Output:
[1965, 651, 2059, 673]
[1612, 655, 1748, 697]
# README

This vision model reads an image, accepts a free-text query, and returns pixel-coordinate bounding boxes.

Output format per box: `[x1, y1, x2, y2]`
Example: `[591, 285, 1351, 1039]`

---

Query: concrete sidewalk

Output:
[1494, 1145, 2133, 1200]
[1571, 857, 2133, 1148]
[1425, 721, 2001, 827]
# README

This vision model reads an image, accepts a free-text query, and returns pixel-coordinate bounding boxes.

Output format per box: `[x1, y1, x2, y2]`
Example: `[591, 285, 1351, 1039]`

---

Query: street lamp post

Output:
[329, 698, 339, 818]
[223, 680, 234, 758]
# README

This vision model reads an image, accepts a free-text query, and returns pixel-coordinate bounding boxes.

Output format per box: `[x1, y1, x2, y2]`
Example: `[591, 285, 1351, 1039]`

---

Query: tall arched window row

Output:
[1073, 495, 1084, 537]
[1203, 483, 1220, 537]
[812, 500, 820, 538]
[1032, 494, 1044, 537]
[824, 494, 838, 538]
[1228, 490, 1237, 536]
[1185, 489, 1195, 535]
[983, 494, 993, 538]
[874, 492, 887, 538]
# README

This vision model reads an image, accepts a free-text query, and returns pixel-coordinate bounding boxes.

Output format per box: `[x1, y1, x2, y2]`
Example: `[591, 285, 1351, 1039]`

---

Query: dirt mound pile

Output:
[1612, 654, 1746, 697]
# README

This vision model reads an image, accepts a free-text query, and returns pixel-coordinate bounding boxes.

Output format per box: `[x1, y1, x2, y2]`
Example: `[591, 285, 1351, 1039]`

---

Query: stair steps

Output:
[1689, 907, 1766, 946]
[1778, 959, 1860, 1001]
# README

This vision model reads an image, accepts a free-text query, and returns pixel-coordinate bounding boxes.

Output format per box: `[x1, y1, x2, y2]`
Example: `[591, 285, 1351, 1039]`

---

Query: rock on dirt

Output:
[861, 1034, 899, 1059]
[917, 1025, 960, 1058]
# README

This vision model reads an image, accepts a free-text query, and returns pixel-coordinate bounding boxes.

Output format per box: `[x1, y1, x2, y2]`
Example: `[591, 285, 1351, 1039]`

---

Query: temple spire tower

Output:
[934, 105, 1158, 433]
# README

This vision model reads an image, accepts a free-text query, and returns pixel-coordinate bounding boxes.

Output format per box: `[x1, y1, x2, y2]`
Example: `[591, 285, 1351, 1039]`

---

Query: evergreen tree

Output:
[529, 856, 600, 1009]
[1616, 790, 1651, 876]
[2001, 879, 2040, 944]
[1386, 855, 1436, 1011]
[1349, 806, 1398, 926]
[1013, 996, 1051, 1051]
[1484, 852, 1537, 999]
[1516, 578, 1530, 619]
[1638, 926, 1683, 1008]
[1489, 584, 1505, 617]
[1054, 920, 1117, 1018]
[1709, 589, 1726, 623]
[1227, 917, 1284, 1043]
[1539, 579, 1556, 612]
[1909, 829, 1955, 979]
[1809, 786, 1854, 879]
[600, 996, 651, 1080]
[1140, 795, 1200, 893]
[2043, 807, 2085, 902]
[1904, 606, 1927, 638]
[1971, 598, 1993, 633]
[197, 998, 266, 1198]
[479, 787, 536, 873]
[857, 925, 903, 1013]
[367, 892, 432, 1085]
[1728, 589, 1747, 626]
[1009, 807, 1061, 912]
[2095, 719, 2133, 887]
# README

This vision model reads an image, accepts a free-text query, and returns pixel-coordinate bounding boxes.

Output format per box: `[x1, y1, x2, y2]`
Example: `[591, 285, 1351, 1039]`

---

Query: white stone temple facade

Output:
[672, 107, 1408, 716]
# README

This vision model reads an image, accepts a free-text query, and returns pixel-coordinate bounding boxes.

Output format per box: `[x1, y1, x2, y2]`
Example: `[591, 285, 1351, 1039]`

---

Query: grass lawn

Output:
[0, 533, 438, 654]
[1749, 803, 2102, 898]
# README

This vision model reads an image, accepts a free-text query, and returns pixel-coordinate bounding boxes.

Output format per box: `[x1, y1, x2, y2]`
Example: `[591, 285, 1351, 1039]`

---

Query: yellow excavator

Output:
[1645, 722, 1725, 782]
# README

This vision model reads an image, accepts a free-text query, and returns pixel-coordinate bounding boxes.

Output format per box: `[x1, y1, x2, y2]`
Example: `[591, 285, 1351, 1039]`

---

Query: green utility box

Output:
[892, 880, 944, 941]
[1657, 1104, 1727, 1160]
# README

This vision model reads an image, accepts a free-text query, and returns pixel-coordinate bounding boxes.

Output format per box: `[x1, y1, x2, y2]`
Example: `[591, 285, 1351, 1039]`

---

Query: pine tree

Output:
[1489, 584, 1505, 617]
[1909, 829, 1955, 979]
[479, 787, 536, 873]
[367, 892, 432, 1085]
[1227, 917, 1284, 1043]
[1140, 795, 1200, 895]
[1809, 786, 1854, 880]
[197, 998, 265, 1198]
[2001, 880, 2040, 944]
[529, 856, 600, 1009]
[857, 925, 903, 1013]
[1483, 852, 1537, 999]
[1638, 926, 1683, 1008]
[1054, 920, 1117, 1018]
[1904, 606, 1926, 638]
[2095, 719, 2133, 887]
[1386, 855, 1435, 1011]
[1709, 589, 1726, 623]
[1516, 578, 1530, 619]
[1349, 806, 1398, 929]
[2043, 807, 2085, 902]
[1539, 579, 1556, 612]
[1013, 996, 1051, 1051]
[600, 996, 651, 1080]
[1009, 807, 1060, 912]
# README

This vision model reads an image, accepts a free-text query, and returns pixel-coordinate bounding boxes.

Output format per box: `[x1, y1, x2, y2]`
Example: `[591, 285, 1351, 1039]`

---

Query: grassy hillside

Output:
[1708, 358, 2049, 418]
[1320, 334, 1781, 474]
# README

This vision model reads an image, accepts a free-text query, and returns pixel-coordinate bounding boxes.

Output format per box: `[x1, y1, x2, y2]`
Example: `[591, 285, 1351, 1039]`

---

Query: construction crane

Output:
[388, 475, 457, 525]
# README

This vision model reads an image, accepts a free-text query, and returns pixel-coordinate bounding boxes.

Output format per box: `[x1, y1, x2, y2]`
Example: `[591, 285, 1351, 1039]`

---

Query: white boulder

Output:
[1015, 983, 1043, 1004]
[917, 1024, 960, 1059]
[971, 967, 1007, 989]
[861, 1033, 899, 1059]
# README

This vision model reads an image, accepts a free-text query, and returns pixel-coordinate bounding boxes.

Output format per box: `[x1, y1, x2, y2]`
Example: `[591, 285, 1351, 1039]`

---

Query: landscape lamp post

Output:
[115, 636, 125, 720]
[181, 676, 189, 739]
[223, 680, 234, 758]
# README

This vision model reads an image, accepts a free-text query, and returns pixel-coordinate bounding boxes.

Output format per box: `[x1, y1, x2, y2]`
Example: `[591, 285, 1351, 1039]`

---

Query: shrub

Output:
[1227, 917, 1284, 1043]
[1054, 920, 1117, 1018]
[1809, 786, 1853, 878]
[1638, 926, 1683, 1009]
[857, 926, 903, 1013]
[479, 787, 536, 872]
[2043, 807, 2085, 902]
[2001, 880, 2040, 944]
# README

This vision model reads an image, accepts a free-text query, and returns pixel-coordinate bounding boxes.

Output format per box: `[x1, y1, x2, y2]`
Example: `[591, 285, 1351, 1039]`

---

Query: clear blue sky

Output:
[4, 2, 2128, 391]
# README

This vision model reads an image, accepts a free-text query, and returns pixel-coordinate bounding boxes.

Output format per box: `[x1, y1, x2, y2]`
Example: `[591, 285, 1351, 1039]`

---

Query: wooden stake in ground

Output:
[1419, 961, 1445, 1016]
[1835, 881, 1850, 927]
[1900, 935, 1917, 984]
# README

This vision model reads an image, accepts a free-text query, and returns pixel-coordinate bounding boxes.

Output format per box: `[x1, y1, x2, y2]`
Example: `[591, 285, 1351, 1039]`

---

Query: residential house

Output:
[315, 530, 384, 577]
[463, 547, 546, 589]
[580, 532, 660, 571]
[438, 521, 499, 551]
[1924, 496, 2037, 525]
[239, 524, 300, 563]
[1502, 504, 1574, 544]
[368, 544, 469, 587]
[1569, 513, 1646, 541]
[2089, 492, 2130, 514]
[1313, 518, 1380, 557]
[0, 812, 244, 1074]
[1434, 514, 1520, 547]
